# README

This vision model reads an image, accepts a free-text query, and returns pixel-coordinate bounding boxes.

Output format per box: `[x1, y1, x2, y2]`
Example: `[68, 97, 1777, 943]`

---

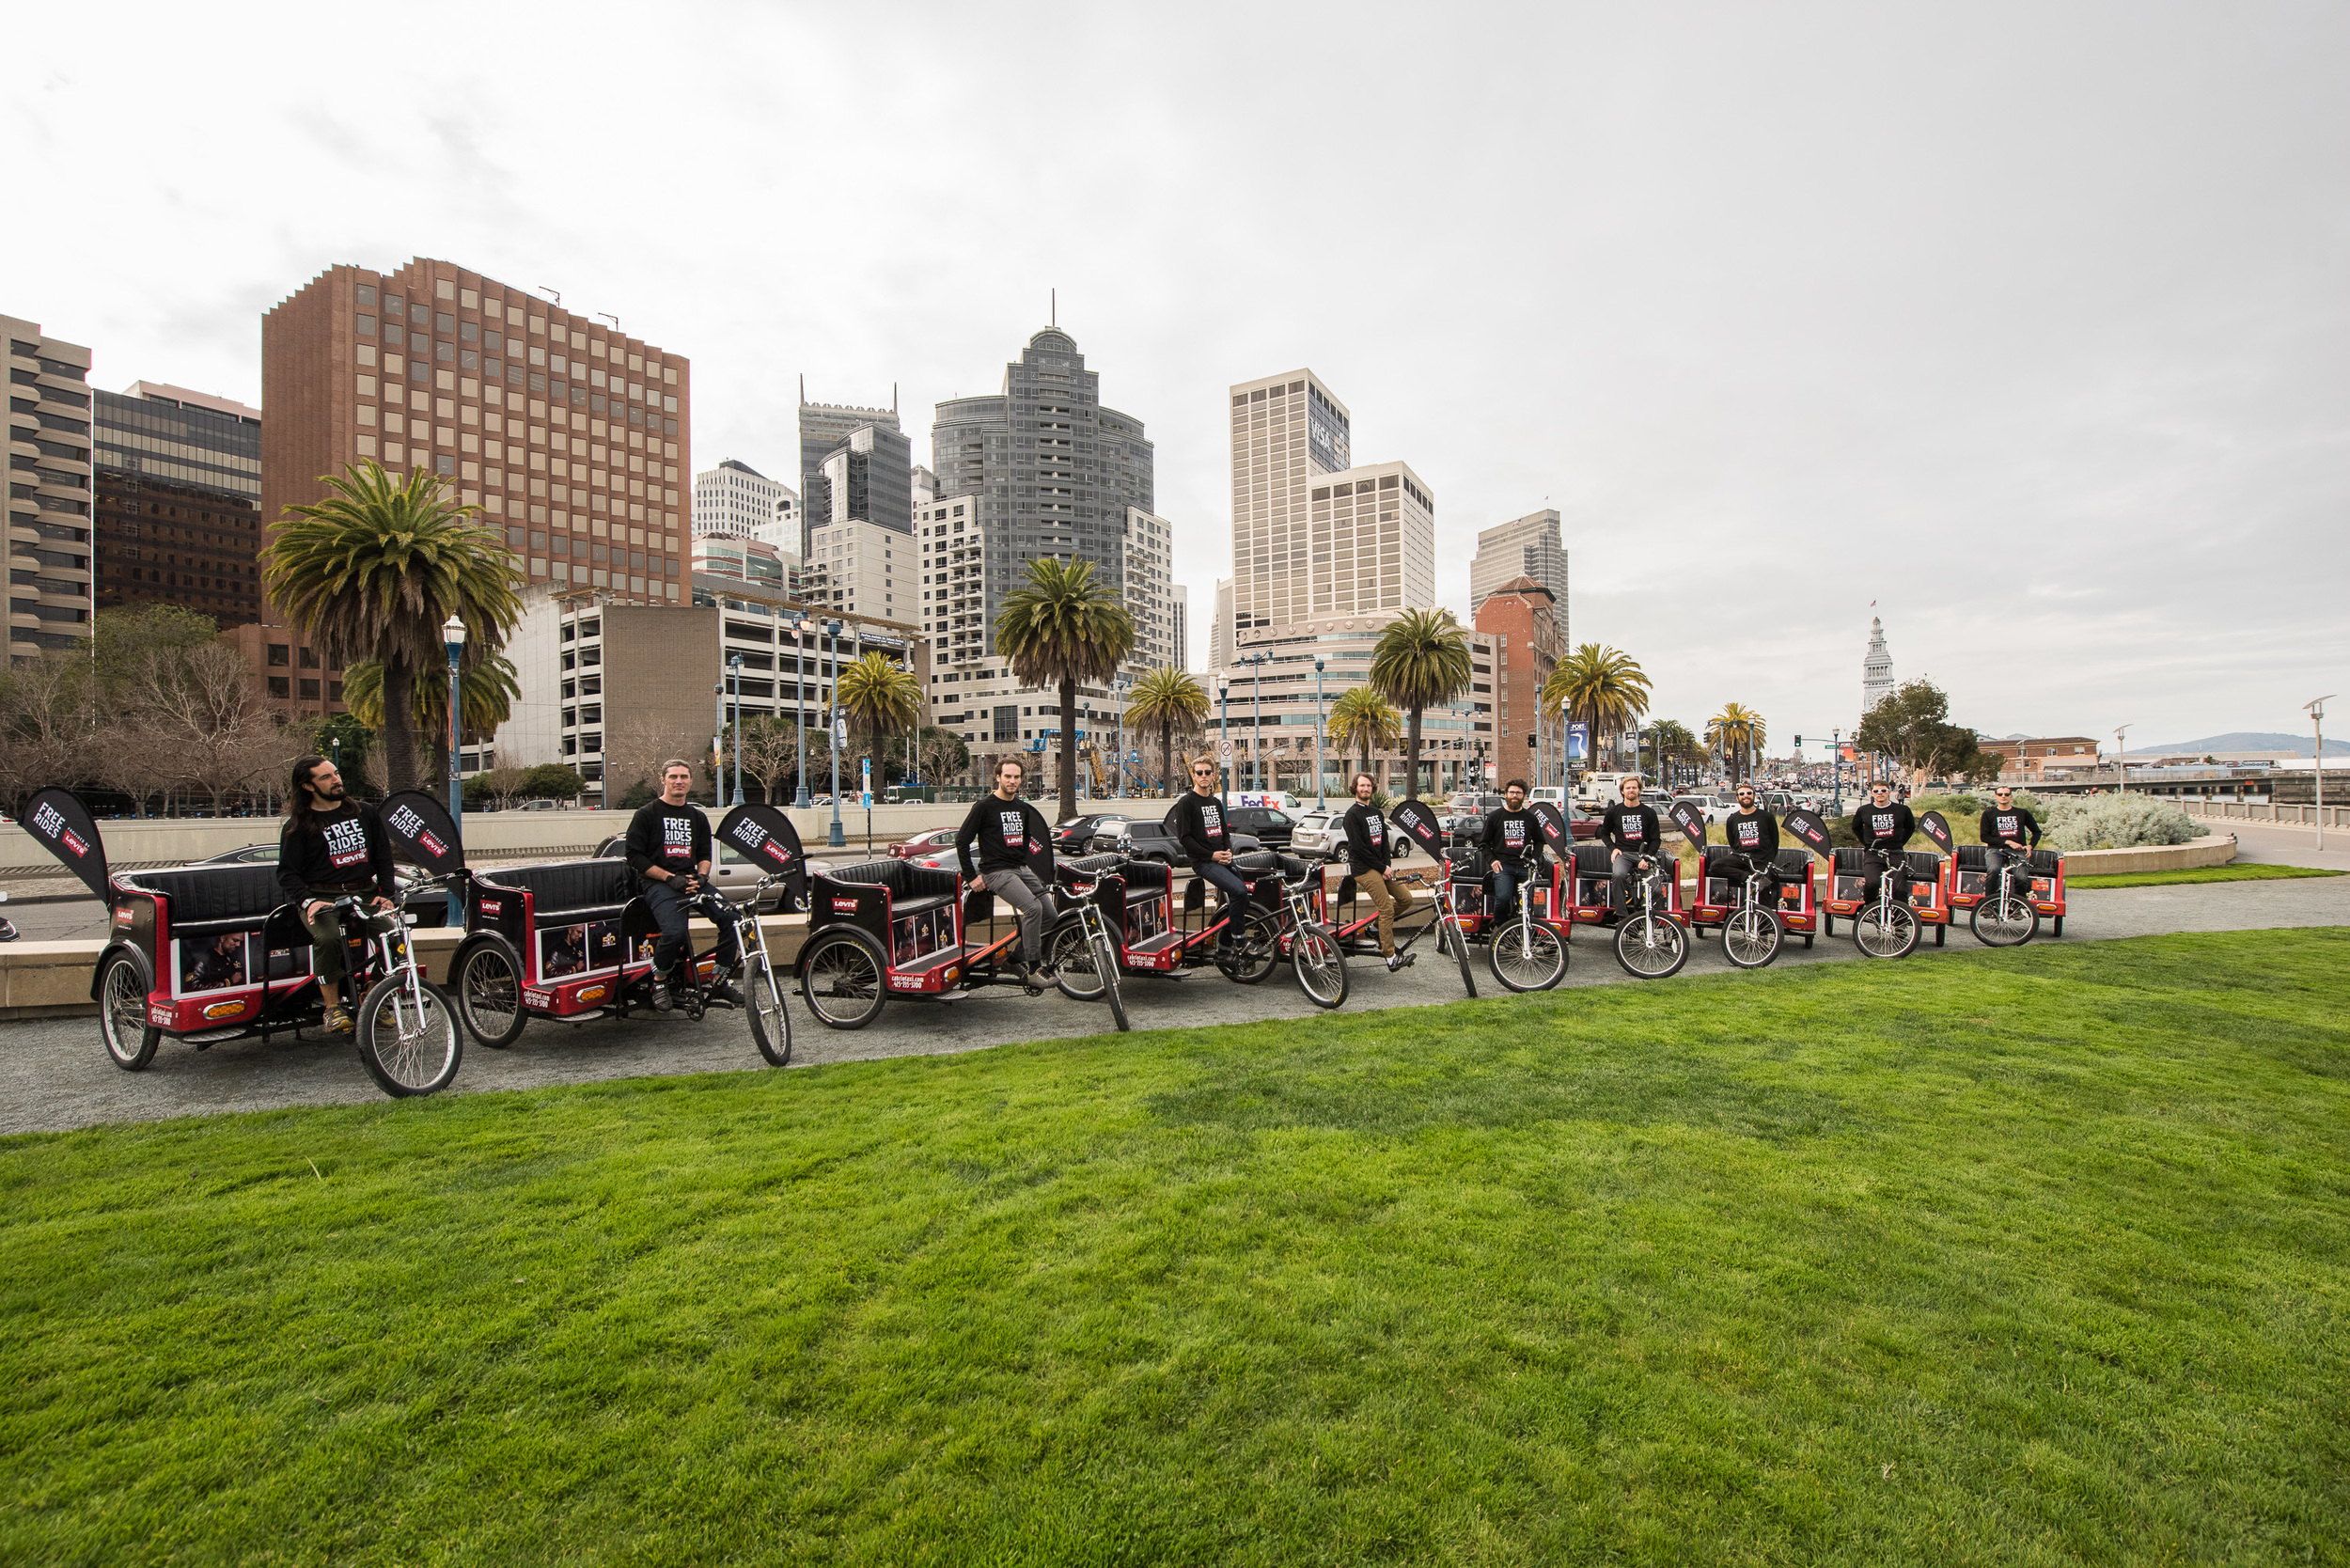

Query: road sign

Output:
[1218, 740, 1233, 760]
[859, 758, 871, 809]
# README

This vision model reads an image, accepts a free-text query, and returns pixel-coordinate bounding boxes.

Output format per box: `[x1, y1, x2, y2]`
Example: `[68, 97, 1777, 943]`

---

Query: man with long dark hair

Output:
[280, 755, 398, 1033]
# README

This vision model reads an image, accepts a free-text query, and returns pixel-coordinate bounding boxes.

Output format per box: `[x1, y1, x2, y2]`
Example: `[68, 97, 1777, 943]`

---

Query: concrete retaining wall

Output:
[2058, 834, 2237, 876]
[2189, 802, 2349, 829]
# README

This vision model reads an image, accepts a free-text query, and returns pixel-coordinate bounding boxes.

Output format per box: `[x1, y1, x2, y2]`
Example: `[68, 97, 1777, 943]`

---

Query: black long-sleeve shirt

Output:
[1601, 803, 1663, 860]
[1723, 808, 1780, 861]
[1481, 807, 1544, 868]
[957, 794, 1053, 876]
[1168, 791, 1230, 867]
[279, 802, 398, 904]
[1341, 801, 1392, 874]
[626, 800, 712, 880]
[1852, 803, 1918, 859]
[1978, 807, 2042, 852]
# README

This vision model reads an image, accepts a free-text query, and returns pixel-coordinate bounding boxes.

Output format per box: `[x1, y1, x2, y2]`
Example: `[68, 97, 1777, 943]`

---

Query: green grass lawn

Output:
[2065, 862, 2344, 889]
[5, 932, 2346, 1566]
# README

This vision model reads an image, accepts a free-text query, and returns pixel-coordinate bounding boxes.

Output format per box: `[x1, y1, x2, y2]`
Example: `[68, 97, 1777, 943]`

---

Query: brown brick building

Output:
[218, 621, 349, 725]
[262, 258, 690, 605]
[1980, 735, 2100, 782]
[1473, 574, 1566, 789]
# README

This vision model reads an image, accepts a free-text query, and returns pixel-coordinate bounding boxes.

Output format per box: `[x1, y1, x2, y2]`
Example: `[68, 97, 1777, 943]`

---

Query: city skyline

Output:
[7, 3, 2342, 745]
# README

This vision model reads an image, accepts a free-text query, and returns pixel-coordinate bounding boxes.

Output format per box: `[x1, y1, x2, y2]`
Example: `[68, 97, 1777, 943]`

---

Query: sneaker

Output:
[649, 977, 673, 1012]
[1386, 952, 1414, 973]
[321, 1004, 354, 1035]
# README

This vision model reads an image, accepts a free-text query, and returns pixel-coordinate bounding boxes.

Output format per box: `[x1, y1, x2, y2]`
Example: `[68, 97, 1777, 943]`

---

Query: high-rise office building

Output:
[797, 390, 905, 554]
[5, 315, 93, 659]
[262, 259, 690, 605]
[1208, 576, 1232, 673]
[693, 458, 791, 539]
[930, 325, 1156, 665]
[1121, 508, 1176, 670]
[1305, 461, 1435, 619]
[91, 382, 264, 628]
[1227, 369, 1350, 635]
[1468, 508, 1568, 627]
[1171, 584, 1188, 671]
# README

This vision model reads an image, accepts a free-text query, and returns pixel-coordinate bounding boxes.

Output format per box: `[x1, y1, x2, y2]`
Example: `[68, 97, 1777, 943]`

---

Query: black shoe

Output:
[707, 981, 744, 1009]
[1386, 952, 1414, 973]
[649, 977, 673, 1011]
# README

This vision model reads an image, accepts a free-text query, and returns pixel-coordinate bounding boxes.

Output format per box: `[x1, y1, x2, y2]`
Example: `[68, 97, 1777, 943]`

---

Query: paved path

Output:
[3, 875, 2344, 1138]
[2188, 820, 2350, 872]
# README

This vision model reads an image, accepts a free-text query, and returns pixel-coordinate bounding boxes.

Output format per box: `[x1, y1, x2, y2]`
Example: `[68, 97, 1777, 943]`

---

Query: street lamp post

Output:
[1217, 675, 1230, 799]
[2311, 696, 2335, 850]
[792, 618, 811, 808]
[728, 653, 744, 807]
[1313, 657, 1326, 809]
[1114, 672, 1130, 801]
[2113, 724, 2131, 794]
[1249, 653, 1265, 793]
[442, 615, 465, 926]
[825, 619, 844, 848]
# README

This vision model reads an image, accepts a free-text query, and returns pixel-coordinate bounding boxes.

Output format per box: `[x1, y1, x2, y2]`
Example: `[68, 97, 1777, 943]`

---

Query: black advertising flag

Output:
[1668, 799, 1709, 848]
[378, 790, 466, 875]
[1782, 808, 1832, 857]
[22, 787, 110, 899]
[1388, 799, 1444, 856]
[1919, 810, 1955, 856]
[716, 803, 810, 912]
[1528, 800, 1571, 853]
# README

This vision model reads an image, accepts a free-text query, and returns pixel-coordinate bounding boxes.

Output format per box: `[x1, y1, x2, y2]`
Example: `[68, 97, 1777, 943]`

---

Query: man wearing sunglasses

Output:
[1852, 779, 1917, 909]
[1721, 782, 1782, 907]
[1170, 756, 1249, 951]
[1979, 785, 2043, 886]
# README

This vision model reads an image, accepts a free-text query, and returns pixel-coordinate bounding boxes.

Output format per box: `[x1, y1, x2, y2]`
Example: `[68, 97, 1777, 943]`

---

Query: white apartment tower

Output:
[1229, 369, 1351, 635]
[1208, 576, 1233, 673]
[1170, 584, 1188, 671]
[1122, 508, 1176, 670]
[692, 458, 793, 540]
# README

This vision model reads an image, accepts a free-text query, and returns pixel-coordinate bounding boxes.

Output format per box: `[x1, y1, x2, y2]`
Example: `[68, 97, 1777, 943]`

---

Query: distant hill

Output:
[2126, 731, 2349, 758]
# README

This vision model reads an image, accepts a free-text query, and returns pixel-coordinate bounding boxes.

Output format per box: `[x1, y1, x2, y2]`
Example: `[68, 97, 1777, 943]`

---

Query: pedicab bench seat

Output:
[121, 865, 290, 936]
[478, 859, 637, 924]
[822, 857, 961, 918]
[1233, 850, 1308, 881]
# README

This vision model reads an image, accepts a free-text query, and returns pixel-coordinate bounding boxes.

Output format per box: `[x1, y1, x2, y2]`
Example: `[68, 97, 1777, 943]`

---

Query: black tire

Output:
[1488, 917, 1568, 992]
[2052, 916, 2064, 938]
[1218, 908, 1282, 985]
[1803, 933, 1814, 949]
[1097, 931, 1132, 1032]
[1049, 919, 1107, 1001]
[1853, 901, 1919, 959]
[1614, 912, 1689, 979]
[1292, 923, 1349, 1009]
[1721, 906, 1784, 970]
[800, 928, 887, 1030]
[354, 974, 462, 1097]
[453, 941, 527, 1048]
[1444, 909, 1479, 996]
[98, 951, 159, 1071]
[745, 953, 792, 1065]
[1969, 894, 2039, 948]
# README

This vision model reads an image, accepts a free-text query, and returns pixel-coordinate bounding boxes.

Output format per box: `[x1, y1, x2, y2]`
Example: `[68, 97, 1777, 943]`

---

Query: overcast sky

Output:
[11, 1, 2344, 755]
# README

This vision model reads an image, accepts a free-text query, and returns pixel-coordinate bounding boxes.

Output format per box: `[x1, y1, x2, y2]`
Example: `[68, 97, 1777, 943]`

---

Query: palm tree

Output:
[1706, 702, 1768, 783]
[834, 652, 922, 786]
[344, 653, 520, 790]
[1326, 685, 1402, 792]
[1369, 609, 1474, 800]
[262, 463, 524, 792]
[1542, 643, 1652, 776]
[1648, 718, 1700, 790]
[1126, 666, 1209, 792]
[995, 558, 1136, 821]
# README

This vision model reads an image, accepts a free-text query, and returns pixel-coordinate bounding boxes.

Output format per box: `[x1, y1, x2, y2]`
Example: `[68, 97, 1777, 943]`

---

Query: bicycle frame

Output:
[1313, 863, 1444, 959]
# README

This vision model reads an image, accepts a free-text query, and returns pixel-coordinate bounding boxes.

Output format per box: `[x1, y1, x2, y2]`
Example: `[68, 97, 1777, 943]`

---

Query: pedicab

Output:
[1054, 846, 1349, 1009]
[1941, 814, 2068, 942]
[1381, 798, 1570, 993]
[1687, 838, 1820, 950]
[796, 831, 1134, 1031]
[1815, 804, 1951, 949]
[446, 802, 801, 1065]
[20, 786, 463, 1097]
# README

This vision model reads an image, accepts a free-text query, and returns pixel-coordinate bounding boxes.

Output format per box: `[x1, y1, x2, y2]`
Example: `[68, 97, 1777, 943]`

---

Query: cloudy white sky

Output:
[11, 1, 2344, 755]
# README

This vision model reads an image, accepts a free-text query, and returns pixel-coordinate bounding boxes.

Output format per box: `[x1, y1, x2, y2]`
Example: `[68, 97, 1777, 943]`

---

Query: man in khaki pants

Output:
[1340, 773, 1416, 972]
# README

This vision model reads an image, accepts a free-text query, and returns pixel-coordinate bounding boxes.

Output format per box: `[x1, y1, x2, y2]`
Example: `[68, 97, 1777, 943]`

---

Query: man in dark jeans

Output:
[1852, 780, 1918, 908]
[1169, 756, 1249, 951]
[626, 760, 741, 1011]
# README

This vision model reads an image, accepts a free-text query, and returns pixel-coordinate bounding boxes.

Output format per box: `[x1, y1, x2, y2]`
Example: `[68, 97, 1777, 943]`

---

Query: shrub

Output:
[2041, 794, 2198, 853]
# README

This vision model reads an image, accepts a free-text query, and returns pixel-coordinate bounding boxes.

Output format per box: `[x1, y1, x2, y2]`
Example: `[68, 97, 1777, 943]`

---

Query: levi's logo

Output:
[1872, 813, 1895, 834]
[478, 900, 502, 915]
[60, 828, 89, 857]
[832, 897, 860, 913]
[417, 830, 448, 858]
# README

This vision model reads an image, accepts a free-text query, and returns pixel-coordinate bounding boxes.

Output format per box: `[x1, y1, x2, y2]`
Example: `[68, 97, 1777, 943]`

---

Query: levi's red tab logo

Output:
[1736, 823, 1760, 845]
[321, 815, 370, 869]
[1622, 822, 1643, 840]
[998, 809, 1024, 847]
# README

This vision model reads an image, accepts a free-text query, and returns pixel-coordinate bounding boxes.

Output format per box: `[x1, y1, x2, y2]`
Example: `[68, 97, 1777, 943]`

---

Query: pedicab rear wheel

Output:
[99, 952, 159, 1071]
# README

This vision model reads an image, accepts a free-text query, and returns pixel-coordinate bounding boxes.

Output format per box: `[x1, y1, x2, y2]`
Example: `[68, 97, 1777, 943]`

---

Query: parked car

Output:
[191, 841, 453, 928]
[1055, 812, 1127, 854]
[888, 826, 960, 860]
[1101, 820, 1263, 866]
[1289, 810, 1338, 856]
[592, 834, 823, 913]
[1223, 803, 1295, 850]
[514, 798, 559, 812]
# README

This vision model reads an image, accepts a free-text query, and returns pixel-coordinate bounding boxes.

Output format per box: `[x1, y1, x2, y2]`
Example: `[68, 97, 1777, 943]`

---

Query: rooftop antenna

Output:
[596, 311, 619, 332]
[893, 382, 899, 415]
[536, 286, 560, 306]
[798, 373, 806, 403]
[1051, 287, 1057, 328]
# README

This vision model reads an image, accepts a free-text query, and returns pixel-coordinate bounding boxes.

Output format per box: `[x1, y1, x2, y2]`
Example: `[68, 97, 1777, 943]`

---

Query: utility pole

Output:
[2311, 696, 2334, 850]
[1314, 657, 1326, 809]
[2113, 724, 2131, 794]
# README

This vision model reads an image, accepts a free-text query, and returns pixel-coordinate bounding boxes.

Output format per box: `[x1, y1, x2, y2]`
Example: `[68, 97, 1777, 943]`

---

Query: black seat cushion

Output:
[479, 860, 636, 917]
[823, 858, 961, 902]
[1572, 843, 1613, 875]
[128, 866, 286, 929]
[1955, 845, 1989, 870]
[1831, 848, 1866, 872]
[1700, 845, 1743, 870]
[2030, 849, 2061, 873]
[1905, 851, 1942, 879]
[1772, 849, 1812, 875]
[1060, 853, 1124, 877]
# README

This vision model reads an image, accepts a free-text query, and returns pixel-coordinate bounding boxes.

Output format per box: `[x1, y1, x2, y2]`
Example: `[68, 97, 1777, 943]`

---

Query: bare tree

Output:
[140, 644, 293, 814]
[737, 716, 805, 805]
[89, 716, 178, 818]
[0, 649, 97, 813]
[917, 726, 970, 790]
[605, 709, 711, 806]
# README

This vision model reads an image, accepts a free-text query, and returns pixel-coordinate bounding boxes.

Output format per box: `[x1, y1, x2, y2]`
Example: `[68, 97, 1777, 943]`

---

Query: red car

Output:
[889, 827, 960, 860]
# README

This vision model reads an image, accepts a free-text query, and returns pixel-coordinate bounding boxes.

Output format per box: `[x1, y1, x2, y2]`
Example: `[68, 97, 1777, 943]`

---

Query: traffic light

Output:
[1526, 733, 1537, 748]
[1794, 734, 1804, 746]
